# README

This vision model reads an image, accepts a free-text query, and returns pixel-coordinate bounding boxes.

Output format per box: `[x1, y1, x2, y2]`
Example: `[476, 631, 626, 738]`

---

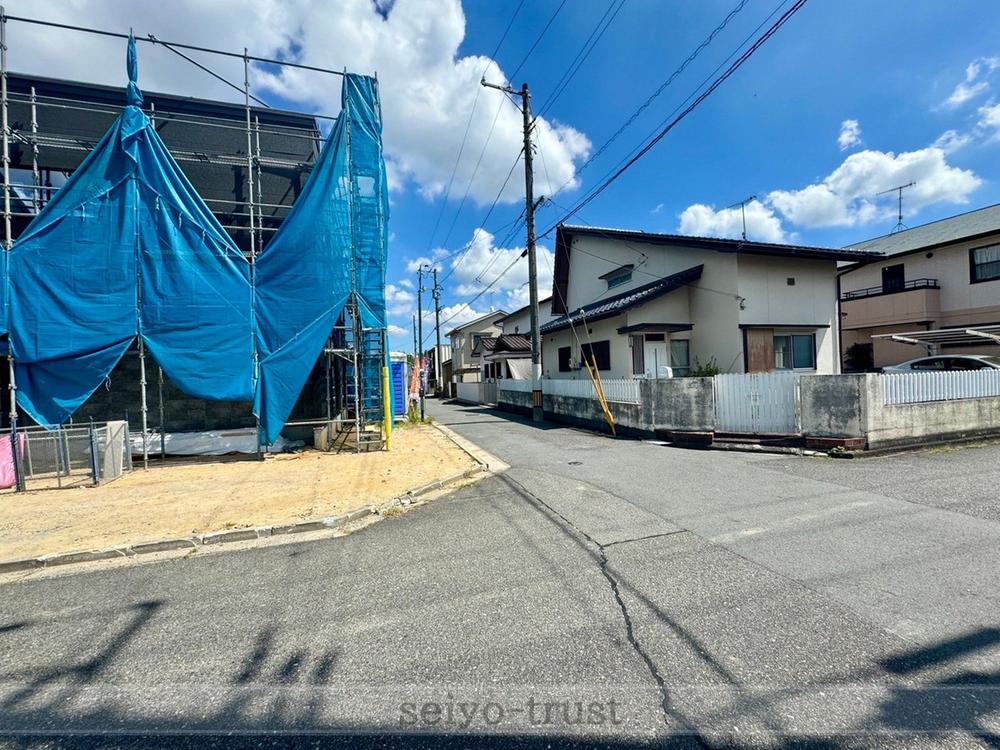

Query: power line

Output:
[438, 147, 524, 284]
[435, 0, 568, 252]
[538, 0, 792, 232]
[535, 0, 627, 119]
[422, 0, 527, 252]
[578, 0, 749, 178]
[542, 0, 809, 236]
[508, 0, 569, 83]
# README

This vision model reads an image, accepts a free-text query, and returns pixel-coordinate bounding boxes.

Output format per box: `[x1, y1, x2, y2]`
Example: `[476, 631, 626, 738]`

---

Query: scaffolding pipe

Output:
[9, 93, 328, 141]
[2, 6, 23, 491]
[4, 14, 352, 79]
[243, 51, 256, 259]
[29, 84, 38, 212]
[254, 114, 263, 252]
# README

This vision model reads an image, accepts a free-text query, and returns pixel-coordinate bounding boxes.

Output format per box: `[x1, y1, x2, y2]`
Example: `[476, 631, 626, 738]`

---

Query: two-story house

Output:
[839, 204, 1000, 369]
[541, 225, 871, 378]
[446, 310, 507, 388]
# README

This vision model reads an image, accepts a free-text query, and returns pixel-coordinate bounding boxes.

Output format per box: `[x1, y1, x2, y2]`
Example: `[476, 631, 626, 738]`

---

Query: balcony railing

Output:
[841, 278, 939, 301]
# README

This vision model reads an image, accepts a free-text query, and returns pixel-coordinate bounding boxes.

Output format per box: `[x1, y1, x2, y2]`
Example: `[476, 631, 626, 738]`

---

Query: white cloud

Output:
[837, 119, 862, 150]
[385, 283, 415, 317]
[447, 227, 554, 311]
[766, 145, 981, 229]
[933, 129, 973, 154]
[387, 323, 407, 336]
[397, 278, 414, 289]
[10, 0, 590, 205]
[677, 200, 787, 243]
[436, 303, 490, 334]
[650, 202, 664, 215]
[977, 101, 1000, 140]
[943, 56, 1000, 109]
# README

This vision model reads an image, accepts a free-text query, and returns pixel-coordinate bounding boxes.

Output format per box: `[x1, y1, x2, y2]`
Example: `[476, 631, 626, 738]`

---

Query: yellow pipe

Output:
[382, 364, 392, 450]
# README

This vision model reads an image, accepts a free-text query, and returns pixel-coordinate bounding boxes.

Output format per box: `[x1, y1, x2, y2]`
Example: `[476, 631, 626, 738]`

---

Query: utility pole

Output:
[432, 267, 443, 397]
[417, 265, 426, 420]
[482, 77, 543, 422]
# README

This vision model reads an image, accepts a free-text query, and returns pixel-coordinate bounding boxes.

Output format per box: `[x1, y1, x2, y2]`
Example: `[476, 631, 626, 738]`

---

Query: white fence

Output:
[455, 382, 481, 404]
[713, 372, 800, 434]
[495, 378, 641, 404]
[456, 381, 499, 405]
[498, 378, 531, 392]
[882, 370, 1000, 405]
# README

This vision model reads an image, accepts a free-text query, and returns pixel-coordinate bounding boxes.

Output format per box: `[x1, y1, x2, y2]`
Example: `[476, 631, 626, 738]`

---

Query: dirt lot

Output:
[0, 424, 476, 562]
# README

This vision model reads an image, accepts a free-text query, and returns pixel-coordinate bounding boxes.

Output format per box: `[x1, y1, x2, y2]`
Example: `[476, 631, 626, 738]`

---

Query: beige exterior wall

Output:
[500, 304, 555, 335]
[839, 232, 1000, 366]
[736, 254, 840, 374]
[448, 315, 504, 383]
[545, 235, 842, 377]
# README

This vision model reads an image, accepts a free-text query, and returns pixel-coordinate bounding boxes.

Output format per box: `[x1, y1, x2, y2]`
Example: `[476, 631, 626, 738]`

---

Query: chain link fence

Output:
[5, 420, 132, 491]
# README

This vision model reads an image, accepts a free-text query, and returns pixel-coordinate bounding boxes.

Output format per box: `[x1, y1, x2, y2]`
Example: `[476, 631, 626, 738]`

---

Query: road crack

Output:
[499, 474, 709, 746]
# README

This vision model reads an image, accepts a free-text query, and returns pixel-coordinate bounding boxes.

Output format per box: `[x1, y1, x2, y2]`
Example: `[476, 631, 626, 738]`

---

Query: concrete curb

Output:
[0, 467, 486, 577]
[431, 421, 509, 473]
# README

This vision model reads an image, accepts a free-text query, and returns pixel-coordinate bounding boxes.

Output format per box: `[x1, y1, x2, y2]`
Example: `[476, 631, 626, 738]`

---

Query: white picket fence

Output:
[882, 370, 1000, 405]
[713, 372, 800, 434]
[496, 378, 641, 404]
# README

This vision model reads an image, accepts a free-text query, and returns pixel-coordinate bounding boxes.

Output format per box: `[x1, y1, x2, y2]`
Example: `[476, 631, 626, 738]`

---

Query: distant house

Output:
[447, 311, 507, 386]
[542, 224, 870, 379]
[468, 298, 557, 380]
[839, 204, 1000, 369]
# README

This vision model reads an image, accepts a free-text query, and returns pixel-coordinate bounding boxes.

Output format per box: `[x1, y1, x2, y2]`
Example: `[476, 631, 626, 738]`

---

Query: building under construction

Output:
[0, 14, 390, 490]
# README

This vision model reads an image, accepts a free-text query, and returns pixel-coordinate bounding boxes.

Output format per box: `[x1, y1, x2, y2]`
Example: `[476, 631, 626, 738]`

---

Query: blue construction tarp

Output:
[253, 115, 353, 444]
[4, 41, 387, 441]
[344, 75, 389, 330]
[8, 38, 253, 427]
[253, 73, 389, 444]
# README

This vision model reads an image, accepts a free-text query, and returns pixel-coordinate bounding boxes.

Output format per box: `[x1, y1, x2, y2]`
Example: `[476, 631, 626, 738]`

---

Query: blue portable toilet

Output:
[389, 354, 408, 419]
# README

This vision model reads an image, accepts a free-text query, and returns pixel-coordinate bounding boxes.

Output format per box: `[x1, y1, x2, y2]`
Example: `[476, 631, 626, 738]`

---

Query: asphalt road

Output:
[1, 400, 998, 749]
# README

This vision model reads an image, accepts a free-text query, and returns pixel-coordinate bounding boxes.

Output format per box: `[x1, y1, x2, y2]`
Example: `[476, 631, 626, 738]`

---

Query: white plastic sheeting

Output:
[130, 428, 294, 456]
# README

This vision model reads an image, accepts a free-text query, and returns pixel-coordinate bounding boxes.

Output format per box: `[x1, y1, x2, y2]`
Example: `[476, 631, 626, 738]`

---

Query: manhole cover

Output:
[568, 461, 583, 465]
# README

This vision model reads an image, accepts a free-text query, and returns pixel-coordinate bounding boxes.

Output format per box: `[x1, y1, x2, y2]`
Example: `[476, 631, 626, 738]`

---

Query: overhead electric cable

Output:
[423, 0, 527, 252]
[541, 0, 809, 235]
[535, 0, 627, 119]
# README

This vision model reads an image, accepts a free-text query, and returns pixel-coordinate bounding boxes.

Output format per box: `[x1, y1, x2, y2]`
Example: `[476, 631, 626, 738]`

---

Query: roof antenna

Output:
[727, 195, 757, 241]
[876, 181, 915, 234]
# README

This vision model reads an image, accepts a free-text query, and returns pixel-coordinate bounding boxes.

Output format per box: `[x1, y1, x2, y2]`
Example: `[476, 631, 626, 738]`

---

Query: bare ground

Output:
[0, 424, 475, 562]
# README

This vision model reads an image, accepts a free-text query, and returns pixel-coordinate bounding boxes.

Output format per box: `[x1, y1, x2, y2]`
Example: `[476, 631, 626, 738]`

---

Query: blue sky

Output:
[384, 0, 1000, 352]
[12, 0, 1000, 353]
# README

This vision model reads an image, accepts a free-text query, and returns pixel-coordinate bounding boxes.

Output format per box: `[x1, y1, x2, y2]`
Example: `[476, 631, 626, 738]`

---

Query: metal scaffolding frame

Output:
[1, 10, 388, 493]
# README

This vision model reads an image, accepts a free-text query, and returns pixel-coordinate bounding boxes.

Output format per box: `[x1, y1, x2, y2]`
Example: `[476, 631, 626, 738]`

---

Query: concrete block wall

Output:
[498, 378, 715, 437]
[862, 377, 1000, 449]
[798, 373, 1000, 449]
[68, 352, 327, 434]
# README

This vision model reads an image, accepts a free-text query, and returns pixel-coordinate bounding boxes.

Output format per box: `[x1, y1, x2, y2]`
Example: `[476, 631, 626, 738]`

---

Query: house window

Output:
[970, 244, 1000, 283]
[670, 339, 690, 376]
[558, 346, 572, 372]
[606, 269, 632, 289]
[882, 264, 905, 293]
[581, 340, 611, 371]
[774, 333, 815, 370]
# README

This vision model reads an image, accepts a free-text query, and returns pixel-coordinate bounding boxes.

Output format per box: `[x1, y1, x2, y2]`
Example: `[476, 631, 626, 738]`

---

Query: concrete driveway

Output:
[0, 399, 997, 748]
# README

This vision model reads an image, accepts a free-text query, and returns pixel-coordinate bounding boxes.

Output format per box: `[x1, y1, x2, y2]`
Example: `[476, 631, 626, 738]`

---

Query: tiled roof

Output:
[541, 264, 703, 334]
[844, 203, 1000, 257]
[493, 334, 530, 353]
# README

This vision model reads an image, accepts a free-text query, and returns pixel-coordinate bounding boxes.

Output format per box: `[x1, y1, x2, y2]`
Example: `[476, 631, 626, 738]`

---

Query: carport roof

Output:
[871, 325, 1000, 347]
